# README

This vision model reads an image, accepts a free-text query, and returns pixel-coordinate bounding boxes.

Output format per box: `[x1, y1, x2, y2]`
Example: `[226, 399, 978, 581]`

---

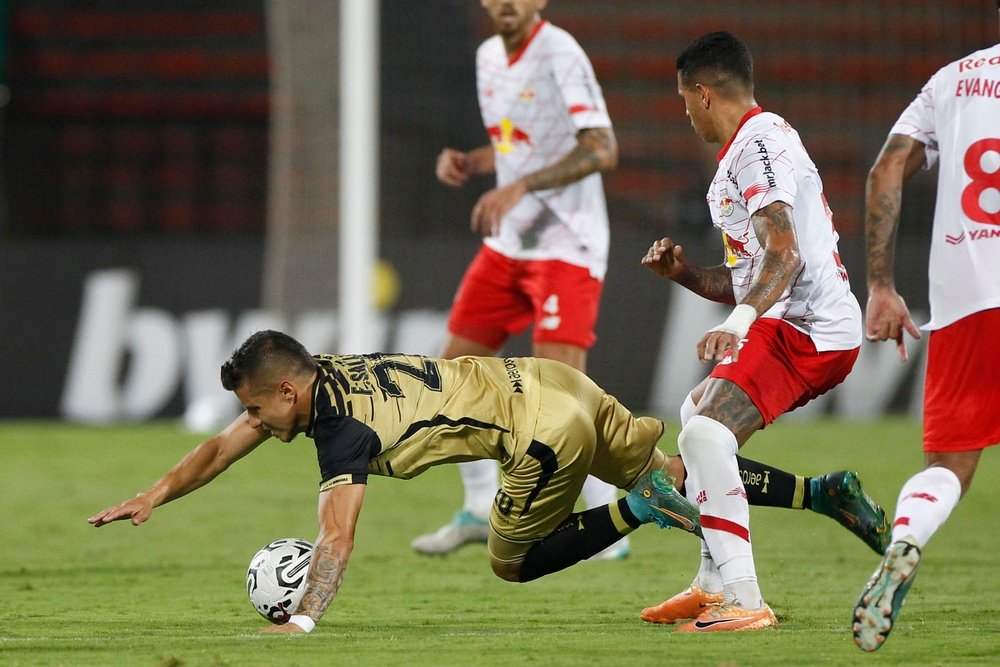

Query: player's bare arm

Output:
[699, 201, 801, 363]
[436, 145, 496, 188]
[471, 126, 617, 235]
[864, 133, 925, 360]
[265, 484, 366, 633]
[87, 414, 268, 527]
[642, 236, 735, 303]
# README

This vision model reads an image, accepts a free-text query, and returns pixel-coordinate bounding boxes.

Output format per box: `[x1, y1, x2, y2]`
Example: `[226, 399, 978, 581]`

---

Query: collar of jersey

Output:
[508, 19, 547, 66]
[716, 105, 763, 163]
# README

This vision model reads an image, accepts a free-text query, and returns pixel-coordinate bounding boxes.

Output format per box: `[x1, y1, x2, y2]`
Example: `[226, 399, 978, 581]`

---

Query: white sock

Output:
[678, 415, 762, 609]
[458, 459, 499, 520]
[679, 391, 697, 428]
[582, 475, 617, 509]
[684, 474, 722, 594]
[891, 466, 961, 548]
[694, 540, 723, 593]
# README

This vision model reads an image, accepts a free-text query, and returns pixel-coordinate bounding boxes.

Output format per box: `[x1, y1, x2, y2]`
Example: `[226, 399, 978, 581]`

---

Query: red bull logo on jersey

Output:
[487, 117, 532, 154]
[722, 232, 750, 267]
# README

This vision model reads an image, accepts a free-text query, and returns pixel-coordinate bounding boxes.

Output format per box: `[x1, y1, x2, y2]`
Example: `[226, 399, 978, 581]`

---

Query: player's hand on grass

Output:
[641, 237, 690, 281]
[88, 496, 154, 527]
[865, 286, 921, 362]
[261, 622, 306, 634]
[471, 181, 528, 236]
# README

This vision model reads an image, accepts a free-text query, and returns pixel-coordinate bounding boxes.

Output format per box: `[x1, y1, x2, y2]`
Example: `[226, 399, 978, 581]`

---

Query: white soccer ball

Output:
[246, 537, 314, 624]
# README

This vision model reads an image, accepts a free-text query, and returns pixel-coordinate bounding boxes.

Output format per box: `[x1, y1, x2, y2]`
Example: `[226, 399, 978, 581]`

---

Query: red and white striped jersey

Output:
[708, 107, 861, 351]
[890, 43, 1000, 330]
[476, 21, 612, 279]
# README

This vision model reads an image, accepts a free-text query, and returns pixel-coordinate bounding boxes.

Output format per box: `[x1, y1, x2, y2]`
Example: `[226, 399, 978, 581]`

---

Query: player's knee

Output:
[489, 557, 522, 583]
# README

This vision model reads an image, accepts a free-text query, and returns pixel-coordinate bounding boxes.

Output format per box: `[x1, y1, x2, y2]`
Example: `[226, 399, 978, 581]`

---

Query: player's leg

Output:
[411, 247, 532, 555]
[682, 379, 888, 554]
[853, 311, 1000, 651]
[489, 362, 692, 582]
[673, 320, 858, 632]
[527, 261, 634, 560]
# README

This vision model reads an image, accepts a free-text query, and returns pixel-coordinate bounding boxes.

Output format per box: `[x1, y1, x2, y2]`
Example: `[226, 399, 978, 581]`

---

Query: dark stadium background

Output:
[0, 0, 993, 418]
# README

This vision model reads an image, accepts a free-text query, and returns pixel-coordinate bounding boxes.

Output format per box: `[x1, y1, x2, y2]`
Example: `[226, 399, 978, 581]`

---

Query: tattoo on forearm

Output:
[523, 128, 614, 191]
[865, 135, 912, 288]
[298, 544, 346, 621]
[676, 265, 735, 303]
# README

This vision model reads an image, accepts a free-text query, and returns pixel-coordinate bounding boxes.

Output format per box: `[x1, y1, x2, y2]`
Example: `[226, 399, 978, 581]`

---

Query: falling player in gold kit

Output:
[89, 330, 885, 633]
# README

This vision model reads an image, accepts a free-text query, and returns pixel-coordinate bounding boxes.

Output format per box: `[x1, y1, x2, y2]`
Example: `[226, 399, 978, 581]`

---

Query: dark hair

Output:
[220, 330, 317, 391]
[676, 31, 754, 96]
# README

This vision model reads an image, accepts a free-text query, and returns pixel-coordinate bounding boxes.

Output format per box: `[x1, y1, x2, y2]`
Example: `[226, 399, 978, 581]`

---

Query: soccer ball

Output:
[246, 537, 314, 623]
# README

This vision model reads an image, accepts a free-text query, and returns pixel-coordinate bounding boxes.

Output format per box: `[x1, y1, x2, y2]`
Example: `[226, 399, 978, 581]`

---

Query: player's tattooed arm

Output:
[297, 543, 347, 620]
[746, 201, 802, 313]
[641, 236, 735, 303]
[864, 133, 925, 290]
[295, 484, 366, 624]
[522, 127, 618, 191]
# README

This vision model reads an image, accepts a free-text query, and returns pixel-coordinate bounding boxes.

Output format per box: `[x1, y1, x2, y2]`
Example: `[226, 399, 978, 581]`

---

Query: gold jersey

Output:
[308, 354, 541, 491]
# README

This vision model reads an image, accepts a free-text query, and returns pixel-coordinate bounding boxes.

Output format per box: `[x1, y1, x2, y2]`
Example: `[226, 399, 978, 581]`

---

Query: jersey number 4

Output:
[962, 138, 1000, 225]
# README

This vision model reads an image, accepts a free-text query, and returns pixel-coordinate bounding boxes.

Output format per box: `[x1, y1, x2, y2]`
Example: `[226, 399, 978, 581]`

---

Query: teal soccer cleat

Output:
[626, 470, 703, 538]
[852, 538, 922, 652]
[810, 471, 890, 554]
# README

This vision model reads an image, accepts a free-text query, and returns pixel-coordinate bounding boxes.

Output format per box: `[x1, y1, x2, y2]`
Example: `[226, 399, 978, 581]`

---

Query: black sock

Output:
[517, 499, 635, 583]
[736, 455, 809, 510]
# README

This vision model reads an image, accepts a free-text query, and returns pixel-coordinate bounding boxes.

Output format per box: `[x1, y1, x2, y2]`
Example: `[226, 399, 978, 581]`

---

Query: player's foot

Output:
[640, 585, 724, 624]
[675, 600, 777, 632]
[626, 470, 703, 538]
[852, 538, 922, 652]
[589, 536, 631, 561]
[410, 510, 489, 555]
[810, 471, 890, 554]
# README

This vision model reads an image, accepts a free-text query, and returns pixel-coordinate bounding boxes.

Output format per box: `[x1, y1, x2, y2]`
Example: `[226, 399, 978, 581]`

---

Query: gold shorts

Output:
[487, 360, 666, 567]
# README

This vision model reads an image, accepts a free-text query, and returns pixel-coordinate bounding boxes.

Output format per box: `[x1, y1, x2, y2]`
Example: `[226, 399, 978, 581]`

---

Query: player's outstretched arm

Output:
[87, 414, 269, 527]
[263, 484, 367, 634]
[864, 133, 926, 361]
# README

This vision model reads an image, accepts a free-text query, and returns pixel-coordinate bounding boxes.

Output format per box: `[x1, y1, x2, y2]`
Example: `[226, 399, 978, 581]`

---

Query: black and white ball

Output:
[246, 538, 313, 623]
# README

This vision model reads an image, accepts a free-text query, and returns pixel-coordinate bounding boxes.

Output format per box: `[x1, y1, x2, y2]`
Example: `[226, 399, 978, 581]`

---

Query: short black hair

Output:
[220, 330, 317, 392]
[676, 31, 754, 96]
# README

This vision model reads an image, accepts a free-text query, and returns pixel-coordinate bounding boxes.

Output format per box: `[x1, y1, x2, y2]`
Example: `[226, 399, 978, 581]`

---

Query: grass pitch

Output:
[2, 418, 997, 666]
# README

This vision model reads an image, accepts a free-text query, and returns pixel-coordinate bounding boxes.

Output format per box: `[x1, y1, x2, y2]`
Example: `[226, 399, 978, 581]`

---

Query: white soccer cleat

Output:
[411, 510, 490, 555]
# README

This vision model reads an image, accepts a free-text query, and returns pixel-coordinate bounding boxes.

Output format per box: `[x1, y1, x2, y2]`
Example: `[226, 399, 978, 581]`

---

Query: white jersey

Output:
[708, 108, 862, 351]
[476, 21, 612, 279]
[890, 43, 1000, 330]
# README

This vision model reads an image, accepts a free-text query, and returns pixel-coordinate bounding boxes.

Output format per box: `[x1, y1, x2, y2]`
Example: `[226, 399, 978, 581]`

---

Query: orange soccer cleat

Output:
[675, 600, 777, 633]
[641, 585, 725, 624]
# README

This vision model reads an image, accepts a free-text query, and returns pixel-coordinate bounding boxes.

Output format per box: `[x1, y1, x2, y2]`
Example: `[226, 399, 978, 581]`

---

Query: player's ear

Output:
[278, 379, 297, 402]
[696, 84, 711, 109]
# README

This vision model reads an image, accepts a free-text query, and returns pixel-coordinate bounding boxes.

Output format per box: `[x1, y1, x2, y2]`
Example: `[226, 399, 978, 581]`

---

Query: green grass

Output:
[2, 418, 997, 666]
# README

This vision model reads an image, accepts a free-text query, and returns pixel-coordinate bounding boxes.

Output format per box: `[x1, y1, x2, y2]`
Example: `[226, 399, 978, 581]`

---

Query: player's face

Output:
[236, 382, 300, 442]
[481, 0, 547, 40]
[678, 74, 715, 143]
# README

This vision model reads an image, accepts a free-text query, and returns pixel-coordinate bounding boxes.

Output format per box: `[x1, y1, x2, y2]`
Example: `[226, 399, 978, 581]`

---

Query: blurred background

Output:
[0, 0, 994, 424]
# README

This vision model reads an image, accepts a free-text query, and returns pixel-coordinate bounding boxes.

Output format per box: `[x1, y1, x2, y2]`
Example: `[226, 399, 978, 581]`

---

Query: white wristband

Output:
[711, 303, 758, 339]
[288, 614, 316, 633]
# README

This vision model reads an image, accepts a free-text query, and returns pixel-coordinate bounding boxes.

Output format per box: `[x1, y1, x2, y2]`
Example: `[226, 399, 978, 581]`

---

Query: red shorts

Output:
[710, 317, 859, 426]
[448, 245, 603, 351]
[924, 308, 1000, 452]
